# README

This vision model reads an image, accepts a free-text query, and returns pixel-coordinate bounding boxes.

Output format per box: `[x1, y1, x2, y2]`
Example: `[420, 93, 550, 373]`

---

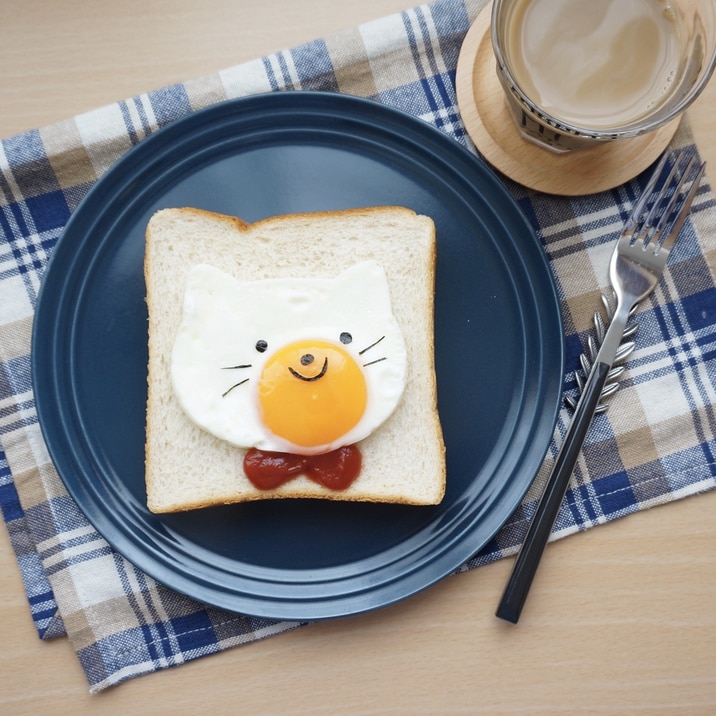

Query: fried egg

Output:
[171, 261, 407, 455]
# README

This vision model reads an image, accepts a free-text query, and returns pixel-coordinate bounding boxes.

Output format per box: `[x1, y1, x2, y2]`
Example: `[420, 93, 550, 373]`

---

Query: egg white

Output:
[171, 261, 407, 455]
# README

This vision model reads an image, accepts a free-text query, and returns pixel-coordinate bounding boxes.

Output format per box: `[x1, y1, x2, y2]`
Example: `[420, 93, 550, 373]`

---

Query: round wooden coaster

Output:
[455, 3, 680, 195]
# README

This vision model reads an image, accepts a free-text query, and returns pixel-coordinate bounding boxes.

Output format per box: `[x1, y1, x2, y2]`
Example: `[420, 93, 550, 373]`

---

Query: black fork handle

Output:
[496, 361, 611, 624]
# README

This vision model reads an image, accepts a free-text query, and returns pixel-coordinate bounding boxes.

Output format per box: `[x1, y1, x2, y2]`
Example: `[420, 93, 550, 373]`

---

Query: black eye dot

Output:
[255, 340, 268, 353]
[340, 332, 352, 345]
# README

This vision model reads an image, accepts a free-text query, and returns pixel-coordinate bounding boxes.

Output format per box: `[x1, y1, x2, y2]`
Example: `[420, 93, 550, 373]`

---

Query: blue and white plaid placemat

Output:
[1, 0, 715, 692]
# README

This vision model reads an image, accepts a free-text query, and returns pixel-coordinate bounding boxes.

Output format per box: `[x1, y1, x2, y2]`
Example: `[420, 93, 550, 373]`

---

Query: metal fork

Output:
[496, 150, 706, 625]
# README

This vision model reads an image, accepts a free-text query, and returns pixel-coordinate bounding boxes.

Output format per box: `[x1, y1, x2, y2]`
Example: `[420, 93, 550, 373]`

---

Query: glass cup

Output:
[491, 0, 716, 152]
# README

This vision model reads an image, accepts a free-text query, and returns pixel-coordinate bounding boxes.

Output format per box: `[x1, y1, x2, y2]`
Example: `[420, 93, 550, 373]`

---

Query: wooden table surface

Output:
[2, 1, 715, 713]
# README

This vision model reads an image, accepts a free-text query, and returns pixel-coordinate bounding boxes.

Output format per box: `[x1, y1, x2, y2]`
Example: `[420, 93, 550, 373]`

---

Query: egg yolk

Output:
[257, 339, 367, 449]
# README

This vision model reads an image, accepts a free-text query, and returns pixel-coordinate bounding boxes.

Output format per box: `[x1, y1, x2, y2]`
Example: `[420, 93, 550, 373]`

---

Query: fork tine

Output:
[657, 158, 706, 253]
[628, 150, 706, 254]
[640, 153, 687, 243]
[626, 152, 670, 229]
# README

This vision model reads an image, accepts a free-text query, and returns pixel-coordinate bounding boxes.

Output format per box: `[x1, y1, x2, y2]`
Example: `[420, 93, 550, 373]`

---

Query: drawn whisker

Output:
[359, 336, 385, 355]
[222, 378, 249, 397]
[363, 357, 387, 367]
[222, 363, 252, 370]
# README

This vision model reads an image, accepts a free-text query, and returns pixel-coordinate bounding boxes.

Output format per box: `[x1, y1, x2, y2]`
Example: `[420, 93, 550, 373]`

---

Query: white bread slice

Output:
[144, 206, 445, 513]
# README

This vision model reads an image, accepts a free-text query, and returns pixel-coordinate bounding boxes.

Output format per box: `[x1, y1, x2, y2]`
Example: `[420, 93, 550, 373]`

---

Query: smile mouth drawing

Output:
[289, 356, 328, 382]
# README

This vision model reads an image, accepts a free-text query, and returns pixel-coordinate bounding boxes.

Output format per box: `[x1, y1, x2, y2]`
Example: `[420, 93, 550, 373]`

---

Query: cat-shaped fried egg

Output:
[171, 261, 407, 457]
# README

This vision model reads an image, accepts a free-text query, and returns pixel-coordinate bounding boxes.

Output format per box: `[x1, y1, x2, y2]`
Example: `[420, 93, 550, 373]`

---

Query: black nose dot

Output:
[301, 353, 314, 366]
[340, 332, 352, 344]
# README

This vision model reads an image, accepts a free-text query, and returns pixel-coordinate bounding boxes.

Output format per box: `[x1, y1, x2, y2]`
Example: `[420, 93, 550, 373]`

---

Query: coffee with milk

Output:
[504, 0, 684, 129]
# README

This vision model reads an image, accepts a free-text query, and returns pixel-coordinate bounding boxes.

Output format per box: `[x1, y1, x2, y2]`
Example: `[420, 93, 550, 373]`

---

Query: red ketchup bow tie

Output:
[243, 445, 362, 491]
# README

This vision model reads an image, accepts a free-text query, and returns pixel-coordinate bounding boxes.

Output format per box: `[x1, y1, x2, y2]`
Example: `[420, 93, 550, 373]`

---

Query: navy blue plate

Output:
[32, 92, 563, 620]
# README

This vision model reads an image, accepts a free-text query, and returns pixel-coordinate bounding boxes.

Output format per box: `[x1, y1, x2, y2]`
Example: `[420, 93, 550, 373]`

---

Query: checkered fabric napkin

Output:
[1, 0, 715, 692]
